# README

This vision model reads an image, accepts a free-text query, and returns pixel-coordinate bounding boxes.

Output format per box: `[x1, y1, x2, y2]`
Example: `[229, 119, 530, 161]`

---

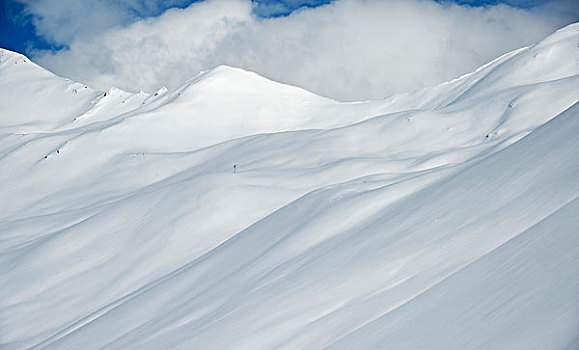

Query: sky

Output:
[1, 0, 577, 101]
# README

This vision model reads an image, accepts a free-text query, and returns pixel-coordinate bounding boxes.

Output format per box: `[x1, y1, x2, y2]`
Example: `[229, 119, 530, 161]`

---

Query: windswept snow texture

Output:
[1, 23, 579, 350]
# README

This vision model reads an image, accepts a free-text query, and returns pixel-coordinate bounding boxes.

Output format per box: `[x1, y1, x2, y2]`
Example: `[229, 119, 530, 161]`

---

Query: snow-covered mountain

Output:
[0, 23, 578, 350]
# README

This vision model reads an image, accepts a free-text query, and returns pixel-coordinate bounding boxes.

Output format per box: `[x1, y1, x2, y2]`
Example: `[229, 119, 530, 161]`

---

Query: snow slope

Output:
[0, 23, 578, 349]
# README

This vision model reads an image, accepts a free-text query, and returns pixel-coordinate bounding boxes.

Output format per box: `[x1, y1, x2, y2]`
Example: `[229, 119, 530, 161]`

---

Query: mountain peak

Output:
[0, 48, 31, 65]
[178, 64, 336, 104]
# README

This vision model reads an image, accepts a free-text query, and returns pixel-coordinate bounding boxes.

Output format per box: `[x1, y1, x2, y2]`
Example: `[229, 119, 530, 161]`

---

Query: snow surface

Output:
[1, 23, 578, 349]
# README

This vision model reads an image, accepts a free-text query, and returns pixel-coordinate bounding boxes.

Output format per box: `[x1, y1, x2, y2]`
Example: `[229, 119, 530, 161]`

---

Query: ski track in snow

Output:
[0, 23, 578, 349]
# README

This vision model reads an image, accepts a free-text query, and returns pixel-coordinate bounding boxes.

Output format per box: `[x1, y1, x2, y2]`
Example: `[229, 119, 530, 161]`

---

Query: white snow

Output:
[0, 23, 578, 349]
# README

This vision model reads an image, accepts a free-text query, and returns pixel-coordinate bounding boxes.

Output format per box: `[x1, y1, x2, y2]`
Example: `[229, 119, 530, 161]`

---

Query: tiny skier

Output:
[233, 164, 237, 174]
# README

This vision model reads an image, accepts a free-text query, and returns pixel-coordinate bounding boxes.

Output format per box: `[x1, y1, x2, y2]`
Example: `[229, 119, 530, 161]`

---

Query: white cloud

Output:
[31, 0, 577, 101]
[17, 0, 195, 45]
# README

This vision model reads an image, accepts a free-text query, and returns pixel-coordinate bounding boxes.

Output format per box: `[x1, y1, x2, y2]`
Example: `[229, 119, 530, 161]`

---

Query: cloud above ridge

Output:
[30, 0, 578, 101]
